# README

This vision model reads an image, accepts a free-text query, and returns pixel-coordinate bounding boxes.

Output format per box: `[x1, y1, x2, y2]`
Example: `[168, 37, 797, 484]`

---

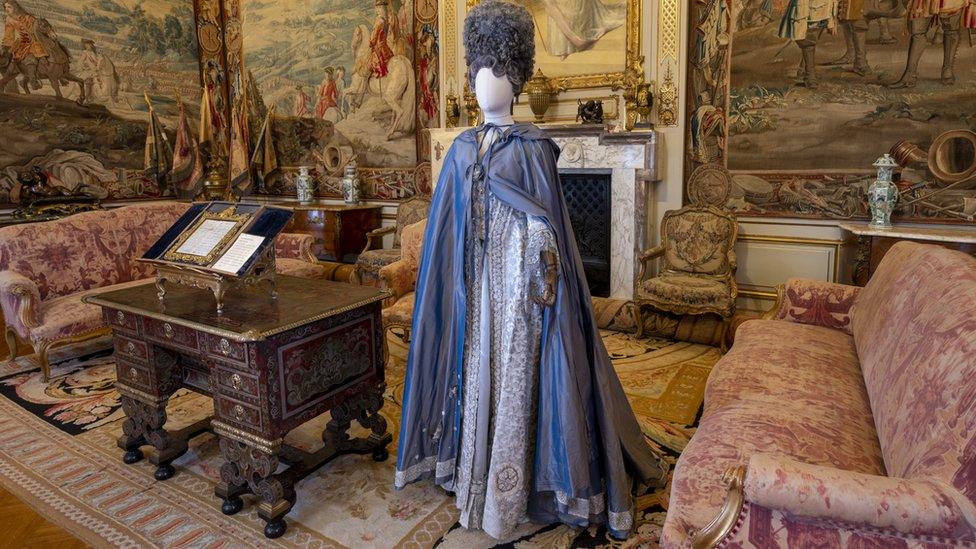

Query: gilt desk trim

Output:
[84, 276, 391, 342]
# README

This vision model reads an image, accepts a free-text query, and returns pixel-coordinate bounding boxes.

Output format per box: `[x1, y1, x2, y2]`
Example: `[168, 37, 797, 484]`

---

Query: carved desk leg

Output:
[323, 382, 392, 462]
[115, 344, 190, 480]
[116, 386, 186, 480]
[213, 424, 294, 539]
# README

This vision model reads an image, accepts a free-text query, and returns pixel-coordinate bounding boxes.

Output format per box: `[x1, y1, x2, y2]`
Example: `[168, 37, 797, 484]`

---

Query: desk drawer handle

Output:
[219, 338, 231, 356]
[232, 404, 246, 421]
[163, 323, 174, 339]
[128, 366, 138, 380]
[116, 311, 125, 324]
[230, 373, 243, 391]
[125, 341, 135, 355]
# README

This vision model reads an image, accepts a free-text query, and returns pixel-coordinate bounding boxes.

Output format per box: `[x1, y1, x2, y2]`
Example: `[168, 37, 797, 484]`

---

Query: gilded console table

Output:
[840, 222, 976, 285]
[84, 276, 391, 538]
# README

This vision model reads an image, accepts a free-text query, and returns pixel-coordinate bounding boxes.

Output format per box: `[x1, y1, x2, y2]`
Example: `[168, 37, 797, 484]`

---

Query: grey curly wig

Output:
[463, 0, 535, 96]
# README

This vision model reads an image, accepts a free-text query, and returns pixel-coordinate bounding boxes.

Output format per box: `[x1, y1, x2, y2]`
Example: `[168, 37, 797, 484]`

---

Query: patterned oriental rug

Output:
[0, 325, 720, 548]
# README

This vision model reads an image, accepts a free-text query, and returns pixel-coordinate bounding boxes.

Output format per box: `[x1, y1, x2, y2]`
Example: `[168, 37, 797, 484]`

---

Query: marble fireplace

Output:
[429, 126, 657, 299]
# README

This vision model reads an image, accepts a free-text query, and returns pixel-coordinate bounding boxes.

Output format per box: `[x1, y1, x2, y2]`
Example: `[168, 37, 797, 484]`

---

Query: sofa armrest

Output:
[275, 233, 318, 263]
[745, 454, 976, 539]
[0, 271, 41, 338]
[378, 258, 416, 301]
[692, 456, 976, 548]
[767, 277, 860, 334]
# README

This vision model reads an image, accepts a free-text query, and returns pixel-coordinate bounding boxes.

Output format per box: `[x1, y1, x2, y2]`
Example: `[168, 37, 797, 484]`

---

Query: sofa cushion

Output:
[662, 319, 885, 547]
[851, 242, 976, 496]
[706, 320, 871, 419]
[640, 275, 733, 311]
[30, 279, 150, 344]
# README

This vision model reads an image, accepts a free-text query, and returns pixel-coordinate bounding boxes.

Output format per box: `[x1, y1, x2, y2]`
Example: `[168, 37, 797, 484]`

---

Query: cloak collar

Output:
[455, 122, 550, 145]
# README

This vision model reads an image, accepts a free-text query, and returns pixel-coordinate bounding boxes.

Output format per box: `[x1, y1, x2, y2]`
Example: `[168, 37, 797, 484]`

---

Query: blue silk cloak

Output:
[394, 123, 667, 538]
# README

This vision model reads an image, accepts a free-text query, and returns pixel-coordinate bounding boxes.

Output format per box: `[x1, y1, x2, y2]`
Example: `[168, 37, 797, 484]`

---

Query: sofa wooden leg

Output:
[36, 341, 52, 383]
[5, 327, 19, 362]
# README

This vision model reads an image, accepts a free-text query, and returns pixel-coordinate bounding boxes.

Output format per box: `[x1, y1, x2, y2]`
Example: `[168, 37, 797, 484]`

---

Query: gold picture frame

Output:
[465, 0, 644, 93]
[162, 205, 251, 265]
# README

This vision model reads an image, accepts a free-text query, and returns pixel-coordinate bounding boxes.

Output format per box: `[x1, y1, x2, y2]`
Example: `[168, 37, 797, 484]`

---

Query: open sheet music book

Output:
[140, 201, 293, 277]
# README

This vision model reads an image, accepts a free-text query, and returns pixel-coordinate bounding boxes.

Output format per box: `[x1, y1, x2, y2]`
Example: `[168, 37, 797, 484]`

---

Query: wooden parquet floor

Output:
[0, 326, 88, 549]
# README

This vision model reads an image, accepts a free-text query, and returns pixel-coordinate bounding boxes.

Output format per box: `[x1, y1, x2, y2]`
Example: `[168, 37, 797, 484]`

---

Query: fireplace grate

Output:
[559, 171, 612, 298]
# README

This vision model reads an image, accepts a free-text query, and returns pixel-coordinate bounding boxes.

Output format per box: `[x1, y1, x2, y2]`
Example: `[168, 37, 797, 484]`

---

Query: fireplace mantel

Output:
[429, 126, 659, 299]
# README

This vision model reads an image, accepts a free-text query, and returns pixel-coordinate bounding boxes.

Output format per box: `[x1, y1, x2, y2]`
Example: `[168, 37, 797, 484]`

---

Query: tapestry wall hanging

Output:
[0, 0, 203, 206]
[223, 0, 439, 201]
[686, 0, 976, 223]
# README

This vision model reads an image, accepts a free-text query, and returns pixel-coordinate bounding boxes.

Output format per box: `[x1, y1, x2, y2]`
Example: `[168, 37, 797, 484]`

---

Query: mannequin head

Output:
[475, 67, 514, 125]
[463, 0, 534, 124]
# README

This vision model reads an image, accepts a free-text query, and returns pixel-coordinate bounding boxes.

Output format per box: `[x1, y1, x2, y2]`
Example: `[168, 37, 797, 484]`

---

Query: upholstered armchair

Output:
[634, 205, 738, 339]
[354, 196, 430, 287]
[377, 218, 426, 342]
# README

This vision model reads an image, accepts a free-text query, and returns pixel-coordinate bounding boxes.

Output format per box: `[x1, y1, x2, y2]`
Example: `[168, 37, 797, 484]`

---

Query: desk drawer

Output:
[201, 334, 248, 365]
[213, 363, 260, 400]
[114, 335, 149, 362]
[214, 394, 263, 432]
[144, 318, 198, 350]
[115, 358, 151, 391]
[106, 308, 140, 333]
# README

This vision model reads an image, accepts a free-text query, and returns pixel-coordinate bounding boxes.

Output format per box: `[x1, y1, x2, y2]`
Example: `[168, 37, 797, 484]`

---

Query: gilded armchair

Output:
[354, 196, 430, 287]
[634, 205, 738, 339]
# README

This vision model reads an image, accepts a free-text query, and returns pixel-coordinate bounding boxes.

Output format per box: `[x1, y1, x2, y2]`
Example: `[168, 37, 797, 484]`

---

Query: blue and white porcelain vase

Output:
[868, 154, 899, 229]
[296, 166, 314, 205]
[342, 162, 360, 204]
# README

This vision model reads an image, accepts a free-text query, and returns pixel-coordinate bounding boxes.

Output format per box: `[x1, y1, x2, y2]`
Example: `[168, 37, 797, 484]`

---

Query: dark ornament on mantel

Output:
[576, 99, 604, 124]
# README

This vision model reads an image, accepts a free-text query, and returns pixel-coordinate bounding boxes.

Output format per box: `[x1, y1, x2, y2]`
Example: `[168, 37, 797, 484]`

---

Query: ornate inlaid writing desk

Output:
[84, 276, 392, 538]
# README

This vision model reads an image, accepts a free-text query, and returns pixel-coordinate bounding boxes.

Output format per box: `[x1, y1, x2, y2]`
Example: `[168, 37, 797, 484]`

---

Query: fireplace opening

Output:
[559, 170, 612, 298]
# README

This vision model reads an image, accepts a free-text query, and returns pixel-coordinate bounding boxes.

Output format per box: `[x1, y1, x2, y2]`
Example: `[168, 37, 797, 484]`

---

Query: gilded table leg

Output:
[116, 390, 186, 479]
[216, 436, 294, 539]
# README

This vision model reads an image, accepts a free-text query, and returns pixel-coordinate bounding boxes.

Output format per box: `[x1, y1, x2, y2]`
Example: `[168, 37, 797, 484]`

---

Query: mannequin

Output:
[474, 67, 515, 127]
[394, 0, 667, 541]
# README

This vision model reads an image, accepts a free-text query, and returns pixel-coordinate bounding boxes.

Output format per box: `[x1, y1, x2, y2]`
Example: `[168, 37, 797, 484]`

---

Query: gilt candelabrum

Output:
[462, 79, 481, 126]
[445, 92, 461, 128]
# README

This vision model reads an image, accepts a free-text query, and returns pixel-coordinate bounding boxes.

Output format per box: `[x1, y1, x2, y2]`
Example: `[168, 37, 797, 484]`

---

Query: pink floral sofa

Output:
[0, 201, 325, 381]
[663, 241, 976, 548]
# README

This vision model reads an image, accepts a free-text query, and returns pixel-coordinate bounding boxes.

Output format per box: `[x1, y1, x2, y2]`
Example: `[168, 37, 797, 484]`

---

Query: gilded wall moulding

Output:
[655, 0, 680, 127]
